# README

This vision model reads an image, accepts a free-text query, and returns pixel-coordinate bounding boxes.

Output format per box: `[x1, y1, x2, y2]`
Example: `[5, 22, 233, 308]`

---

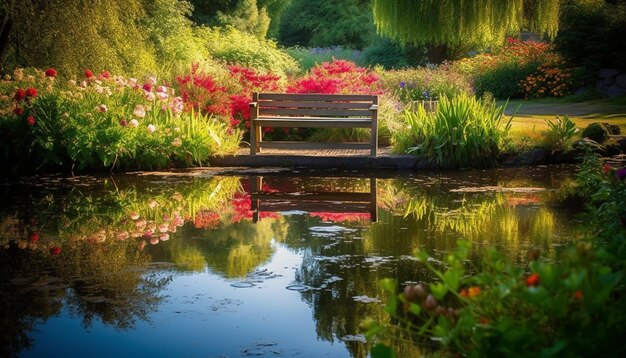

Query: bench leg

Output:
[370, 124, 378, 157]
[256, 126, 262, 154]
[250, 123, 257, 155]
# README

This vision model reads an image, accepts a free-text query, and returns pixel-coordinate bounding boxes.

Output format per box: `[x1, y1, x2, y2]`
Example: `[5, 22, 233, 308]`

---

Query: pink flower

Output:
[142, 83, 153, 92]
[130, 212, 140, 220]
[156, 85, 167, 93]
[159, 233, 170, 241]
[97, 104, 108, 112]
[129, 119, 139, 128]
[27, 115, 36, 126]
[119, 119, 128, 126]
[147, 124, 156, 133]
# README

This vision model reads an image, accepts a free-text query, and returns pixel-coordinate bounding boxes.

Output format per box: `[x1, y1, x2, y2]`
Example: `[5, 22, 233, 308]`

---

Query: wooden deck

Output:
[209, 146, 422, 170]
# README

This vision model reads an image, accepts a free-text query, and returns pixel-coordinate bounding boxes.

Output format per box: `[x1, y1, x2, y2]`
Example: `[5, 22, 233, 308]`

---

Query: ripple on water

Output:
[285, 284, 311, 292]
[230, 281, 255, 288]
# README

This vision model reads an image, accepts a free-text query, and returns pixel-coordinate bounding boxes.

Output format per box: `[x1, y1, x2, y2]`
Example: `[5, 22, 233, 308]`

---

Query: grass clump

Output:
[393, 94, 511, 168]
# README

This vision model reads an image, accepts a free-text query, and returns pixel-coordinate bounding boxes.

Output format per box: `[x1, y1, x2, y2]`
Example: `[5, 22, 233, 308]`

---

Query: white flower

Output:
[147, 124, 156, 133]
[129, 119, 139, 128]
[133, 105, 146, 118]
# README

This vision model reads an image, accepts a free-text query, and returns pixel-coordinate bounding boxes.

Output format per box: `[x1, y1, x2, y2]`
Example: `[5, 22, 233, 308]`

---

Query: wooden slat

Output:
[258, 202, 371, 213]
[259, 108, 371, 117]
[258, 93, 375, 102]
[254, 118, 371, 128]
[258, 141, 371, 150]
[258, 101, 372, 109]
[252, 192, 371, 202]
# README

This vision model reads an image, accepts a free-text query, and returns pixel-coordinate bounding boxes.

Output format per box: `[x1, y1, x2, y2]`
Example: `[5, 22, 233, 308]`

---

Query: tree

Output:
[371, 0, 561, 62]
[278, 0, 374, 49]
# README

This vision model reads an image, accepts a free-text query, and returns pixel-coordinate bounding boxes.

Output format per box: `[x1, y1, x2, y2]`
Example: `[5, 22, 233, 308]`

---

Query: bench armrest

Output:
[369, 104, 378, 111]
[249, 102, 258, 108]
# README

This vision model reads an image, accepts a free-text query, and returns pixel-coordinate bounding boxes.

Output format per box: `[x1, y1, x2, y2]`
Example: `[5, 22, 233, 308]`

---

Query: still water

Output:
[0, 166, 584, 357]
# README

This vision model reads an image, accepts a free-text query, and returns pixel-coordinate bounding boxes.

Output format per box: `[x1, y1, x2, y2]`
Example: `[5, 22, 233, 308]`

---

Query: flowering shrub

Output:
[367, 156, 626, 357]
[0, 67, 239, 174]
[287, 59, 381, 95]
[451, 38, 574, 99]
[519, 63, 577, 99]
[379, 66, 473, 104]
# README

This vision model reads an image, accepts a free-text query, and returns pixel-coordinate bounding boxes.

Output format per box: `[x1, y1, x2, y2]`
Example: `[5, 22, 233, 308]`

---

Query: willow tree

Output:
[372, 0, 561, 62]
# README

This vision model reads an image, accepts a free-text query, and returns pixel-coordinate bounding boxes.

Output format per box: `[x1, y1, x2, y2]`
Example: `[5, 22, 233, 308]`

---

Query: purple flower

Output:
[617, 167, 626, 181]
[423, 90, 430, 99]
[399, 81, 406, 89]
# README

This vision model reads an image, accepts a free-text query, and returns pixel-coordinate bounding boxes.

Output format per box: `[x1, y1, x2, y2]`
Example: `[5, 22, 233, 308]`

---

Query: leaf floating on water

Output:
[285, 284, 311, 292]
[341, 334, 367, 343]
[353, 295, 381, 303]
[230, 281, 255, 288]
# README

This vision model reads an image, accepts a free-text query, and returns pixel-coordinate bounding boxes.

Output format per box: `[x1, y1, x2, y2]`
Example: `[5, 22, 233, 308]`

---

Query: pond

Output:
[0, 166, 584, 357]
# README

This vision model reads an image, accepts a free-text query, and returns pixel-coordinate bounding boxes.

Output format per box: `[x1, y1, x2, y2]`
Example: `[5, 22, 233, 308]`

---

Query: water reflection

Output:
[0, 167, 582, 357]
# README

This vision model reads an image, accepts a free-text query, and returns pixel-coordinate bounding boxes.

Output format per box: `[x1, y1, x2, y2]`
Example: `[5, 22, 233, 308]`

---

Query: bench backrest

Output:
[254, 93, 378, 118]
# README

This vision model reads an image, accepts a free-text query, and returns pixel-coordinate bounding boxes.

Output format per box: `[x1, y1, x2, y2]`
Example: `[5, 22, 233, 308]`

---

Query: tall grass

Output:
[393, 94, 511, 168]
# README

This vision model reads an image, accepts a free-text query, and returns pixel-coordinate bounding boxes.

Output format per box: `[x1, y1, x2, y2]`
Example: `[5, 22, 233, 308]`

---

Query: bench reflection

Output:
[249, 176, 378, 223]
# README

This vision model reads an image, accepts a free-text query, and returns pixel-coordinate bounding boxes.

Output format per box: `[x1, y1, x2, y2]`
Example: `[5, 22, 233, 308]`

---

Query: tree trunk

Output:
[0, 18, 12, 73]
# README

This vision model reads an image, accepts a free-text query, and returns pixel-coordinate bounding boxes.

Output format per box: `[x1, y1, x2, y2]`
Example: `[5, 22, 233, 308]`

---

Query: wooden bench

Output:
[249, 93, 379, 156]
[249, 176, 378, 223]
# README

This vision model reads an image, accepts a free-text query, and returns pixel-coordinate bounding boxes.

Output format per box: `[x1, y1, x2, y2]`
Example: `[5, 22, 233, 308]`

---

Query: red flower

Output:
[602, 164, 612, 174]
[142, 83, 153, 92]
[29, 231, 39, 242]
[49, 246, 62, 256]
[574, 290, 584, 301]
[25, 87, 37, 98]
[119, 119, 128, 126]
[13, 107, 24, 115]
[27, 115, 36, 126]
[14, 88, 26, 101]
[45, 68, 58, 77]
[99, 70, 111, 79]
[526, 273, 541, 287]
[84, 69, 94, 78]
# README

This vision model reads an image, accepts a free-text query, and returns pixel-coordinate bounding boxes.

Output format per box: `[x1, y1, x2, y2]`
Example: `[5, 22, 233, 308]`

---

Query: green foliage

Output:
[372, 0, 560, 48]
[216, 0, 271, 38]
[556, 0, 626, 75]
[581, 122, 610, 144]
[278, 0, 375, 49]
[198, 26, 299, 76]
[286, 46, 363, 72]
[380, 66, 473, 104]
[370, 155, 626, 356]
[541, 114, 579, 152]
[392, 94, 511, 168]
[474, 61, 539, 99]
[3, 0, 158, 76]
[359, 38, 425, 70]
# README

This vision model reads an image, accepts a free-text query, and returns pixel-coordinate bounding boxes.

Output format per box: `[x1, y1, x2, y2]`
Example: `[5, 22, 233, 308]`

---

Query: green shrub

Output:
[286, 46, 363, 72]
[359, 38, 426, 70]
[392, 94, 511, 168]
[542, 114, 579, 152]
[198, 26, 300, 76]
[473, 61, 538, 99]
[581, 122, 610, 143]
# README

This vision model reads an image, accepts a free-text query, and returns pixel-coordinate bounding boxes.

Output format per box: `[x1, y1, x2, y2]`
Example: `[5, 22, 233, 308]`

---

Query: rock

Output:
[617, 137, 626, 152]
[605, 76, 616, 86]
[519, 148, 547, 165]
[599, 68, 619, 78]
[574, 87, 589, 96]
[606, 85, 626, 98]
[617, 74, 626, 89]
[582, 122, 610, 143]
[602, 123, 621, 135]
